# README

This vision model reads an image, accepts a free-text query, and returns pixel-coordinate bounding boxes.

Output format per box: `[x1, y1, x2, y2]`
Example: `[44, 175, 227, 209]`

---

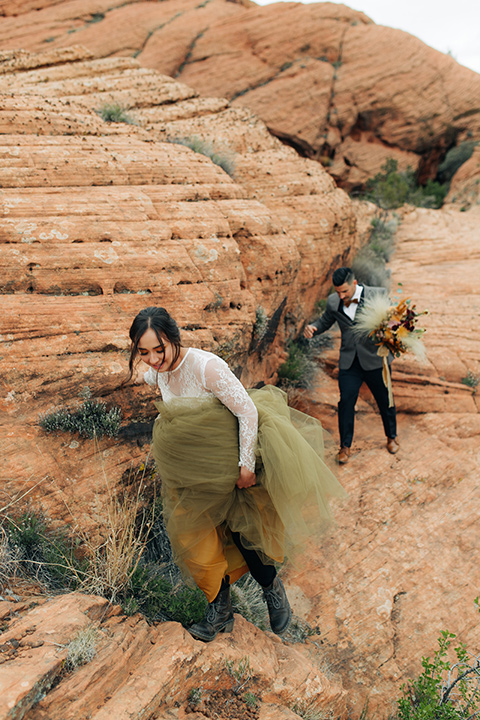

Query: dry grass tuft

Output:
[62, 454, 155, 602]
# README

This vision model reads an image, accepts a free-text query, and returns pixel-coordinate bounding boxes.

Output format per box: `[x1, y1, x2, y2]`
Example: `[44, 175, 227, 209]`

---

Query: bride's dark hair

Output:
[126, 306, 182, 382]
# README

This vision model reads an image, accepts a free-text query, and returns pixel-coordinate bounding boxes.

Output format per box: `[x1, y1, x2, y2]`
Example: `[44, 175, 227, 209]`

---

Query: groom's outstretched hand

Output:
[304, 324, 316, 339]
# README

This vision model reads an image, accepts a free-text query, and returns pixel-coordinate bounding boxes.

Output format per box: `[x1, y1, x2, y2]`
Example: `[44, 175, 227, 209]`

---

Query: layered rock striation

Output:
[0, 0, 479, 192]
[0, 45, 360, 533]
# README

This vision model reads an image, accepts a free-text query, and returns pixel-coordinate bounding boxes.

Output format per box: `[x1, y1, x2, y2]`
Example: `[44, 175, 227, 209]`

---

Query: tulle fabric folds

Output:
[152, 384, 346, 601]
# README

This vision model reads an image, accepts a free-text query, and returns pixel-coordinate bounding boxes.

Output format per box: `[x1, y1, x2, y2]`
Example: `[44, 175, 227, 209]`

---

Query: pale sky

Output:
[254, 0, 480, 74]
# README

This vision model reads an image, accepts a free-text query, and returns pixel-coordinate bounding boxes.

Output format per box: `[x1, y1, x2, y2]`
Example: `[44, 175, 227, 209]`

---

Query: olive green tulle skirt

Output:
[152, 384, 346, 601]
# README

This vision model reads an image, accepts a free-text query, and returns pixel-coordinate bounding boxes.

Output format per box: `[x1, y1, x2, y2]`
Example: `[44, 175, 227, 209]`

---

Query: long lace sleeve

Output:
[203, 356, 258, 473]
[144, 367, 157, 387]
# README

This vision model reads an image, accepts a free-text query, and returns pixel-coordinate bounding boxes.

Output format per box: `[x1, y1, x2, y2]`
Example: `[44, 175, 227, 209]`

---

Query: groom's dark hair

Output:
[332, 267, 355, 286]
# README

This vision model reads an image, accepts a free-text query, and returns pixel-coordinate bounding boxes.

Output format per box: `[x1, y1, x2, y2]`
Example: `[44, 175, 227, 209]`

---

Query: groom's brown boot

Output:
[387, 437, 400, 454]
[338, 447, 351, 464]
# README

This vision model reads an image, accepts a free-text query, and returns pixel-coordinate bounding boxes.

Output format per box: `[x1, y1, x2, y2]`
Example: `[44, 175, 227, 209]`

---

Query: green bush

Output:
[352, 244, 391, 288]
[398, 628, 480, 720]
[39, 388, 122, 439]
[126, 565, 207, 625]
[351, 210, 399, 289]
[3, 510, 81, 590]
[368, 213, 398, 262]
[96, 103, 135, 124]
[363, 159, 447, 210]
[461, 371, 479, 390]
[278, 340, 317, 389]
[168, 136, 235, 177]
[278, 334, 334, 390]
[438, 141, 477, 183]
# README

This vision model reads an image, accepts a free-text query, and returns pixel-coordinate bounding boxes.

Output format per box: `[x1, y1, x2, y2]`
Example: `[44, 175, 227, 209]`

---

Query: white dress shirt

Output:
[342, 284, 363, 320]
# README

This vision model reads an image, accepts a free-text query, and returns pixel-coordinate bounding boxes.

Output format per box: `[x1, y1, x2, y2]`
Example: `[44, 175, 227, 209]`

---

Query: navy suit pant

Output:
[338, 354, 397, 448]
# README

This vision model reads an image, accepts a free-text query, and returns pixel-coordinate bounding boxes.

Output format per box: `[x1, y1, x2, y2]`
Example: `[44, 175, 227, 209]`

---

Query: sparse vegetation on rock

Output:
[168, 135, 235, 176]
[96, 102, 136, 125]
[65, 625, 99, 671]
[39, 388, 122, 440]
[362, 159, 447, 210]
[278, 334, 333, 390]
[397, 626, 480, 720]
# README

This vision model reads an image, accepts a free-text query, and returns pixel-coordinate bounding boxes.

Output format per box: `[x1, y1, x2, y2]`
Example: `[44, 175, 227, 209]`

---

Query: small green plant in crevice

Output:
[278, 334, 333, 391]
[65, 625, 100, 671]
[244, 691, 258, 708]
[225, 656, 252, 695]
[187, 687, 203, 707]
[461, 371, 479, 390]
[168, 135, 235, 177]
[96, 102, 136, 125]
[397, 626, 480, 720]
[253, 306, 269, 343]
[87, 12, 105, 24]
[289, 698, 326, 720]
[361, 158, 448, 210]
[39, 387, 122, 439]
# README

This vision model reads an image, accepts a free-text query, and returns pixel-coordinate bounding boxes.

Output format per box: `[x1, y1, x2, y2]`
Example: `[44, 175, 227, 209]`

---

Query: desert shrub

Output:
[253, 306, 269, 343]
[168, 136, 235, 176]
[437, 141, 478, 183]
[0, 526, 21, 585]
[65, 626, 99, 671]
[352, 244, 391, 288]
[351, 210, 399, 288]
[461, 371, 479, 390]
[231, 574, 269, 630]
[39, 388, 122, 439]
[2, 510, 81, 590]
[126, 565, 207, 625]
[363, 159, 447, 210]
[96, 102, 135, 124]
[397, 627, 480, 720]
[278, 340, 318, 389]
[278, 333, 334, 390]
[225, 656, 252, 695]
[368, 212, 398, 262]
[289, 699, 326, 720]
[188, 687, 203, 706]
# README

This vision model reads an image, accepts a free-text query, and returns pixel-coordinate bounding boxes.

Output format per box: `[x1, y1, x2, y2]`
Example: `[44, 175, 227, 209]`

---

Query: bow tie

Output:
[343, 298, 359, 308]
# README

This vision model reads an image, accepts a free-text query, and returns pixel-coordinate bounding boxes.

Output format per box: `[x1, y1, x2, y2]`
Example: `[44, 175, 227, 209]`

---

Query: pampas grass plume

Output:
[354, 293, 392, 335]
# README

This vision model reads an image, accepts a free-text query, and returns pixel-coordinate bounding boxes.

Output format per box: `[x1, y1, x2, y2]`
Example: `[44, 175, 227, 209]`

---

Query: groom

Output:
[304, 267, 399, 464]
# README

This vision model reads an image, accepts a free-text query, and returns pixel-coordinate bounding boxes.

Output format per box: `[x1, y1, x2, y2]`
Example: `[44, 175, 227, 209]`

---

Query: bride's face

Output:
[137, 328, 179, 372]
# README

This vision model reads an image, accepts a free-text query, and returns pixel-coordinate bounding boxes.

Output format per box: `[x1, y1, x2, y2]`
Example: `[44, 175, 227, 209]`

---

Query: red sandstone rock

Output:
[0, 47, 359, 538]
[286, 204, 480, 716]
[0, 1, 478, 189]
[0, 22, 479, 720]
[0, 593, 346, 719]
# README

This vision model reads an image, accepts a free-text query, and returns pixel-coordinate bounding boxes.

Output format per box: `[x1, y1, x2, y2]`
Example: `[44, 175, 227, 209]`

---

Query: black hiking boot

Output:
[188, 577, 234, 642]
[262, 576, 292, 635]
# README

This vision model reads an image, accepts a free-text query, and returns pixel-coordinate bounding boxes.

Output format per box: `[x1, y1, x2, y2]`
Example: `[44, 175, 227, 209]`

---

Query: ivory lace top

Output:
[144, 347, 258, 472]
